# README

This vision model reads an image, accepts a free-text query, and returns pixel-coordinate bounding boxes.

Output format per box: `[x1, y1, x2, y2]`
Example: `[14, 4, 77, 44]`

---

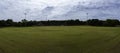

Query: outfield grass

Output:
[0, 26, 120, 53]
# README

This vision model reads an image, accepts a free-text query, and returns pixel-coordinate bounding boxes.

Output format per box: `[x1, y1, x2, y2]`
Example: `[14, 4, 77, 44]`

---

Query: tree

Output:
[0, 20, 6, 27]
[0, 18, 119, 27]
[104, 19, 120, 27]
[6, 19, 14, 26]
[21, 19, 28, 26]
[87, 19, 103, 26]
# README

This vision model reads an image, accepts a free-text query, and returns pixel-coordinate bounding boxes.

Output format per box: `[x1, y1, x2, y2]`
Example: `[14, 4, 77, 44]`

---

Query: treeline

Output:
[0, 19, 120, 27]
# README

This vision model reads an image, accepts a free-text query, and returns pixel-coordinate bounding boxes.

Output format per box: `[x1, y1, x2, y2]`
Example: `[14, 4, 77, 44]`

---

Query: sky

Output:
[0, 0, 120, 21]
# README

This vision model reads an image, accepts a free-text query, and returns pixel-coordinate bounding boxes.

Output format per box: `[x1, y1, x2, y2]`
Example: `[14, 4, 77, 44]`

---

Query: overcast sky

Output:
[0, 0, 120, 21]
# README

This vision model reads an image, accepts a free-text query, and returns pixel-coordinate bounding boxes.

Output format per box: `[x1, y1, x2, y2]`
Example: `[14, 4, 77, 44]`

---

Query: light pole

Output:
[23, 9, 30, 26]
[24, 9, 30, 20]
[24, 12, 27, 19]
[86, 13, 89, 20]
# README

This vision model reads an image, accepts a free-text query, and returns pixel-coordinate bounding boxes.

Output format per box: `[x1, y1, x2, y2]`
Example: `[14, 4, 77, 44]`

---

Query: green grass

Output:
[0, 26, 120, 53]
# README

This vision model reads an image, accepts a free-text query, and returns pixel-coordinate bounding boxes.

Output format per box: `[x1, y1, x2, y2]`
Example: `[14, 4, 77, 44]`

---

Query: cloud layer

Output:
[0, 0, 120, 21]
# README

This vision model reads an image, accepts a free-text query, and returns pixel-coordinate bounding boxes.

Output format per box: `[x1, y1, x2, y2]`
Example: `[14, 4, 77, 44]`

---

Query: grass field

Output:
[0, 26, 120, 53]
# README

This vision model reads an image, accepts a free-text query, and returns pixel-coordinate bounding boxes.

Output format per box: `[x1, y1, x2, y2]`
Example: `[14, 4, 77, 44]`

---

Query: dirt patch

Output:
[0, 48, 5, 53]
[41, 29, 63, 32]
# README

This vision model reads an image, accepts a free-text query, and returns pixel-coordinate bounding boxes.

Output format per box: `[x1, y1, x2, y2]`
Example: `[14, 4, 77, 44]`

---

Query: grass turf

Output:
[0, 26, 120, 53]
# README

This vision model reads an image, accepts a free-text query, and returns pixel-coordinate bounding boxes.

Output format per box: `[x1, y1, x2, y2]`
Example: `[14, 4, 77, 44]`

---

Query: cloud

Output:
[51, 0, 120, 20]
[0, 0, 120, 21]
